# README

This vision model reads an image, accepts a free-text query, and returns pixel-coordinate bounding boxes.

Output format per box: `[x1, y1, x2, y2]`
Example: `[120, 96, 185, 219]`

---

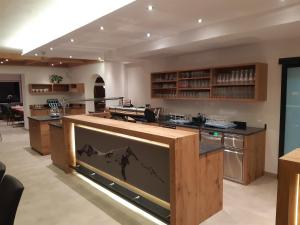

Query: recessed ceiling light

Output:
[50, 47, 53, 51]
[5, 59, 8, 62]
[198, 18, 203, 23]
[147, 33, 151, 38]
[148, 5, 153, 11]
[34, 53, 38, 56]
[100, 26, 104, 30]
[0, 61, 3, 64]
[59, 61, 62, 64]
[70, 38, 74, 43]
[51, 64, 54, 66]
[69, 56, 73, 58]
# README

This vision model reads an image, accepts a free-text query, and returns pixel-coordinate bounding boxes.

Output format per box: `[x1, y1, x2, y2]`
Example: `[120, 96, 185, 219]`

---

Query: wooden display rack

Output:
[151, 63, 268, 102]
[29, 83, 84, 95]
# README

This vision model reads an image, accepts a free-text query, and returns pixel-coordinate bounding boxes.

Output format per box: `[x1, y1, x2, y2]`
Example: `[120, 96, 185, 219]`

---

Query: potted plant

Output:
[50, 74, 63, 84]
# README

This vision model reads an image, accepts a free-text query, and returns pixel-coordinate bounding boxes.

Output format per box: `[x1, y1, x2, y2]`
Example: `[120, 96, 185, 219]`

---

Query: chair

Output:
[0, 175, 24, 225]
[1, 105, 12, 126]
[0, 161, 5, 182]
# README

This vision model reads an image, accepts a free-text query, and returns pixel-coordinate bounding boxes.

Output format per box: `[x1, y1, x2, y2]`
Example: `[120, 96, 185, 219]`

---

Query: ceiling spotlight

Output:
[147, 33, 151, 38]
[148, 5, 153, 11]
[50, 47, 53, 51]
[70, 38, 74, 43]
[51, 64, 54, 66]
[198, 18, 203, 23]
[69, 56, 73, 58]
[100, 26, 104, 30]
[34, 53, 38, 56]
[5, 59, 8, 62]
[0, 61, 3, 64]
[59, 61, 62, 64]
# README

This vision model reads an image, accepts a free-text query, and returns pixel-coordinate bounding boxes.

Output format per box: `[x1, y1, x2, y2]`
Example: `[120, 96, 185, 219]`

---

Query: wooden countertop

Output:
[63, 115, 197, 143]
[279, 148, 300, 163]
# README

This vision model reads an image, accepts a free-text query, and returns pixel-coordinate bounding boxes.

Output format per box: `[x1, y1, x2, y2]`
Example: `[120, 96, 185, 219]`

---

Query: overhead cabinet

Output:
[29, 83, 85, 95]
[151, 63, 268, 102]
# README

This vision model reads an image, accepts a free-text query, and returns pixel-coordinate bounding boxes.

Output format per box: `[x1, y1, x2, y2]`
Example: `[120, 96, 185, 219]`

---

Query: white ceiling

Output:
[1, 0, 300, 61]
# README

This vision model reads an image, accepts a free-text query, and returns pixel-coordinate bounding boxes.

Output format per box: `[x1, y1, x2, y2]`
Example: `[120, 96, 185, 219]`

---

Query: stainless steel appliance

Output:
[224, 133, 244, 183]
[201, 131, 245, 183]
[200, 130, 223, 145]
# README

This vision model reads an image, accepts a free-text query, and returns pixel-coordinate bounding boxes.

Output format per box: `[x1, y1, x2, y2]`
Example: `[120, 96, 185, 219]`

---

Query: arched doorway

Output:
[94, 76, 106, 112]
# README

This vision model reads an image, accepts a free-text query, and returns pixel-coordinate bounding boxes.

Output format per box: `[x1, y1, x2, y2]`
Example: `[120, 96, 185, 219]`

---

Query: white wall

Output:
[124, 38, 300, 174]
[0, 66, 70, 128]
[69, 61, 126, 112]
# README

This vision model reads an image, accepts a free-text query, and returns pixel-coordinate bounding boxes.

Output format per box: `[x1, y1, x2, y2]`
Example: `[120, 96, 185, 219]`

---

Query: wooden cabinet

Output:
[49, 124, 70, 172]
[30, 106, 85, 116]
[30, 108, 49, 116]
[151, 63, 268, 102]
[243, 131, 266, 184]
[29, 83, 85, 95]
[28, 118, 54, 155]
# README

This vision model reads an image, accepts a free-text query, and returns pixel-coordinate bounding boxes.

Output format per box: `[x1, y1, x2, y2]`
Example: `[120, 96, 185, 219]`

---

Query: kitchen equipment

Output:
[233, 121, 247, 130]
[192, 113, 206, 125]
[47, 99, 61, 117]
[200, 131, 223, 145]
[224, 133, 244, 183]
[205, 119, 236, 129]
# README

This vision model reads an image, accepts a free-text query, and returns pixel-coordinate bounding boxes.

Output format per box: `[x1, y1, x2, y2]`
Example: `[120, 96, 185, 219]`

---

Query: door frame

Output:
[279, 57, 300, 157]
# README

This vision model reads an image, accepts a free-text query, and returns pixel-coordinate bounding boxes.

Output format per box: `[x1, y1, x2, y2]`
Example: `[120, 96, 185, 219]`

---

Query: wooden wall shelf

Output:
[29, 83, 84, 95]
[151, 63, 268, 102]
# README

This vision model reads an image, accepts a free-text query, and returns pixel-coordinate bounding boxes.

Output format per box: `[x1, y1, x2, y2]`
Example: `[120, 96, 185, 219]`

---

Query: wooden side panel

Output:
[28, 119, 51, 155]
[244, 131, 266, 184]
[63, 121, 76, 169]
[276, 159, 300, 225]
[50, 125, 70, 172]
[28, 119, 42, 152]
[176, 126, 199, 134]
[255, 63, 268, 101]
[197, 150, 223, 223]
[170, 134, 198, 225]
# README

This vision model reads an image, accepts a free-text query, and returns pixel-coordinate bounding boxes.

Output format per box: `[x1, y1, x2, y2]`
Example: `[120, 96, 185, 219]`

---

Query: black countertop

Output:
[159, 121, 265, 136]
[200, 143, 224, 155]
[28, 116, 62, 122]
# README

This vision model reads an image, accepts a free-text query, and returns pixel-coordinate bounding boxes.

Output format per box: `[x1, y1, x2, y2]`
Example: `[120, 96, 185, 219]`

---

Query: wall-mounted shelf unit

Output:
[151, 63, 268, 102]
[29, 83, 85, 95]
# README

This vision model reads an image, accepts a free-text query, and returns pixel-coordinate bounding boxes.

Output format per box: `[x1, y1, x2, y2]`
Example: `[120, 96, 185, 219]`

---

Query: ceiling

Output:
[1, 0, 300, 63]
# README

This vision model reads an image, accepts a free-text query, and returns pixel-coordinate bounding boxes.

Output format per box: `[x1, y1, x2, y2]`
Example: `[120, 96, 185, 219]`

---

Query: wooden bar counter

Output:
[60, 115, 223, 225]
[276, 148, 300, 225]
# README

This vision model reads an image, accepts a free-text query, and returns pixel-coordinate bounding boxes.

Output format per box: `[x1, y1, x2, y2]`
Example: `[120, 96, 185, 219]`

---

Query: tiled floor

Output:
[0, 121, 277, 225]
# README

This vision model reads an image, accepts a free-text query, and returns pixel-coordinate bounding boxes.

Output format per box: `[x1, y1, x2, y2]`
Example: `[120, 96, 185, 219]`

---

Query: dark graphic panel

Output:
[75, 126, 170, 202]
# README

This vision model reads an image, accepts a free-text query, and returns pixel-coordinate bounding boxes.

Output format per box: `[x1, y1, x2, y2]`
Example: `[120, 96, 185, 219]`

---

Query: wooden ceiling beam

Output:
[0, 52, 98, 67]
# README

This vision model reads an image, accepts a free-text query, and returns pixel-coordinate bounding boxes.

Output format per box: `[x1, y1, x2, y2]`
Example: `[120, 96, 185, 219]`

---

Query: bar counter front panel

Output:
[74, 125, 170, 204]
[63, 115, 223, 225]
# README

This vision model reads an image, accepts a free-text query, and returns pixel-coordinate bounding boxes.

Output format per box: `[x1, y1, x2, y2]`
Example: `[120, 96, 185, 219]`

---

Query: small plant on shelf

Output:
[50, 74, 63, 84]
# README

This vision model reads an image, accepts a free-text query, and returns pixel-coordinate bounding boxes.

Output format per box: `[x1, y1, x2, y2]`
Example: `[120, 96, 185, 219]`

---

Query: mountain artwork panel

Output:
[75, 126, 170, 202]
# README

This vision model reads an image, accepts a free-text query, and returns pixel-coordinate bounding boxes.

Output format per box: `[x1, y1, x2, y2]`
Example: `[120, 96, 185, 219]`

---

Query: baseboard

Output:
[264, 171, 278, 179]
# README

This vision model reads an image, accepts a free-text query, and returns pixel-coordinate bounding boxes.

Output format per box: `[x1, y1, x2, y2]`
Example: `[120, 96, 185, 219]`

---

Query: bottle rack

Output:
[151, 63, 267, 101]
